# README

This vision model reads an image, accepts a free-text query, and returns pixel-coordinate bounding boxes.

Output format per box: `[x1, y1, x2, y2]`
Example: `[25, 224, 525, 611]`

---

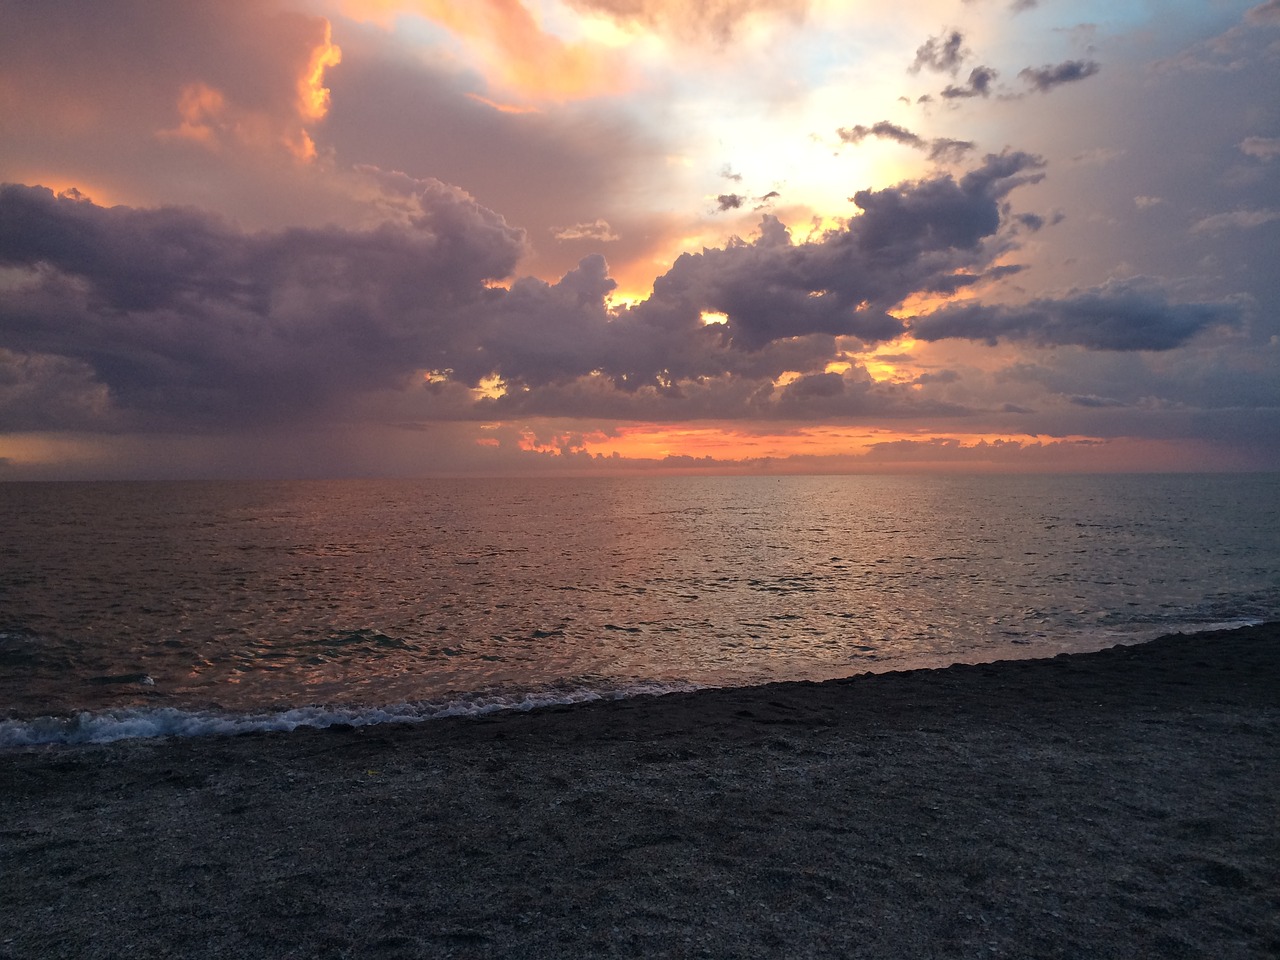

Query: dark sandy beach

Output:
[3, 624, 1277, 959]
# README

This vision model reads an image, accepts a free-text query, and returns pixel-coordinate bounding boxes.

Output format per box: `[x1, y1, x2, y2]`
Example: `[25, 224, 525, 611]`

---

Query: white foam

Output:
[0, 680, 704, 748]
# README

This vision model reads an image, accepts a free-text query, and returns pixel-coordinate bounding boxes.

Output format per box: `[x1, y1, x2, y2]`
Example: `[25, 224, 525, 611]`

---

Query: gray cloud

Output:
[0, 152, 1052, 429]
[838, 121, 925, 148]
[1189, 209, 1280, 233]
[1247, 0, 1280, 25]
[1018, 59, 1101, 93]
[928, 138, 978, 162]
[837, 122, 974, 162]
[323, 36, 665, 284]
[941, 66, 999, 99]
[910, 278, 1243, 351]
[1240, 136, 1280, 159]
[910, 30, 969, 75]
[1069, 394, 1127, 408]
[1152, 0, 1280, 72]
[0, 179, 525, 427]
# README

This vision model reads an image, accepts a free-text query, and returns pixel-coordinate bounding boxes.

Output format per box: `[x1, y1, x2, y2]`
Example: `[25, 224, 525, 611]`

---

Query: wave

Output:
[2, 617, 1268, 749]
[0, 679, 704, 749]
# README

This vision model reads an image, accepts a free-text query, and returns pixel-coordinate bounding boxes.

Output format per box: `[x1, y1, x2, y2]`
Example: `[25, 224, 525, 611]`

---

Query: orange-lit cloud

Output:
[339, 0, 625, 100]
[299, 21, 342, 120]
[156, 18, 341, 163]
[564, 0, 808, 44]
[158, 82, 232, 148]
[466, 93, 543, 114]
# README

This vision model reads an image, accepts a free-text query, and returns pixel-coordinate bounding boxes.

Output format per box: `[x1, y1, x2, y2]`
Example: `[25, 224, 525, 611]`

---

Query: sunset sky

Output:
[1, 0, 1278, 478]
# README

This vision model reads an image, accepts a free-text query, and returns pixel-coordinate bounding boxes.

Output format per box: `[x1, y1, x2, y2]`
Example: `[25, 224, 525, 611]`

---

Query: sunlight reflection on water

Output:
[1, 473, 1277, 717]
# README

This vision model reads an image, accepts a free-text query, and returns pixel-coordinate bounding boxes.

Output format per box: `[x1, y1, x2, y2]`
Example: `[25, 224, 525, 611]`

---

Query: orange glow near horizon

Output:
[507, 422, 1110, 465]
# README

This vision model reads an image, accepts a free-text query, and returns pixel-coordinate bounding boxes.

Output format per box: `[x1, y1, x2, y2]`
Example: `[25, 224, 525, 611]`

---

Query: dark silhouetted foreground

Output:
[3, 624, 1277, 959]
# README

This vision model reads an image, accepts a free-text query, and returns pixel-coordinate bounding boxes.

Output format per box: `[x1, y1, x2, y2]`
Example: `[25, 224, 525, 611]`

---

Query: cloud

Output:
[836, 122, 974, 162]
[1018, 59, 1101, 93]
[1152, 0, 1280, 72]
[0, 349, 115, 431]
[910, 30, 969, 75]
[928, 138, 977, 162]
[909, 277, 1243, 351]
[1239, 136, 1280, 160]
[838, 122, 925, 149]
[1189, 208, 1280, 233]
[563, 0, 808, 43]
[1069, 394, 1127, 408]
[0, 152, 1050, 429]
[553, 219, 621, 241]
[0, 1, 340, 165]
[941, 65, 999, 99]
[324, 35, 665, 285]
[716, 194, 745, 211]
[0, 179, 525, 427]
[339, 0, 624, 101]
[1247, 0, 1280, 26]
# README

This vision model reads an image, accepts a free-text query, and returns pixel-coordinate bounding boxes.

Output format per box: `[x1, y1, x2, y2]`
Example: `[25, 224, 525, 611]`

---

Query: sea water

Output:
[2, 473, 1277, 745]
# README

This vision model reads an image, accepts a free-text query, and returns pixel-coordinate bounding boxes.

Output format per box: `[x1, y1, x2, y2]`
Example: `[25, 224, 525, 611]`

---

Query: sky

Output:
[1, 0, 1277, 479]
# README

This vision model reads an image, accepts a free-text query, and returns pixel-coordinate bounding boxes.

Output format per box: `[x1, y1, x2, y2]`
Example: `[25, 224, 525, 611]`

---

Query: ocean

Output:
[2, 473, 1277, 746]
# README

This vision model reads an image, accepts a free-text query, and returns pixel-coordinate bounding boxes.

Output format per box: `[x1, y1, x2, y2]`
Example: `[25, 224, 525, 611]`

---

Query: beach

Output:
[3, 623, 1277, 959]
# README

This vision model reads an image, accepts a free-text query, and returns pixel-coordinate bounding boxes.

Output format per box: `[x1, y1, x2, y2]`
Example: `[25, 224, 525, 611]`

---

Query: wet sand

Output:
[3, 624, 1278, 959]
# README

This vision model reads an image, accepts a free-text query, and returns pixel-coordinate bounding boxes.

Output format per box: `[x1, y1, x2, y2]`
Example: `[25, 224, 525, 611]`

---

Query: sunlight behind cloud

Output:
[336, 0, 628, 100]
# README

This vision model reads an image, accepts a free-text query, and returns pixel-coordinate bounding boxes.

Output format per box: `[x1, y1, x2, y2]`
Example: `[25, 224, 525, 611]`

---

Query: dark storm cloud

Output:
[0, 151, 1060, 428]
[941, 66, 999, 99]
[910, 278, 1243, 351]
[1018, 60, 1101, 93]
[0, 349, 114, 431]
[910, 31, 969, 75]
[716, 194, 746, 211]
[0, 180, 525, 427]
[848, 150, 1044, 253]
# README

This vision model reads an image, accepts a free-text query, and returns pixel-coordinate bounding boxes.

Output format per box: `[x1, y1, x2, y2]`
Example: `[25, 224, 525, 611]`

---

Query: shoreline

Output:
[3, 623, 1278, 958]
[3, 618, 1268, 748]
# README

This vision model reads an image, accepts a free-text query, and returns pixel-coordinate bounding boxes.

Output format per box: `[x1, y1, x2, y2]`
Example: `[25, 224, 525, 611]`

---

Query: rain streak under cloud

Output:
[0, 0, 1277, 477]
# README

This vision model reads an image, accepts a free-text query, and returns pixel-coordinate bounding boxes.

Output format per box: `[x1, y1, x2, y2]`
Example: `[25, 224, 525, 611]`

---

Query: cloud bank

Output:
[0, 148, 1247, 437]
